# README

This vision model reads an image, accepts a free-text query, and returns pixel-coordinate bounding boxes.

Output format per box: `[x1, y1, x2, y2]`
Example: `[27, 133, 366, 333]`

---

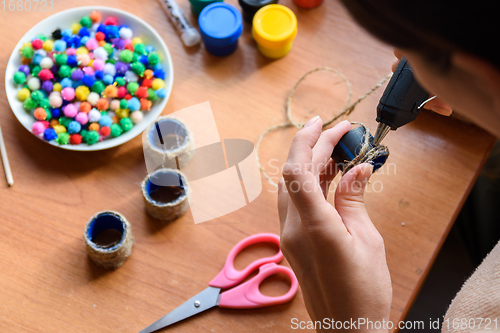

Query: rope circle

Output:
[256, 69, 393, 187]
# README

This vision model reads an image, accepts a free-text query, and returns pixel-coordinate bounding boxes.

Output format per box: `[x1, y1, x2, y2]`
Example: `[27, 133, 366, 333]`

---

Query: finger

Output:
[278, 177, 288, 232]
[318, 158, 338, 198]
[278, 178, 307, 250]
[284, 116, 322, 175]
[311, 120, 351, 175]
[394, 48, 404, 60]
[424, 97, 453, 116]
[391, 59, 399, 72]
[283, 116, 326, 212]
[334, 163, 374, 233]
[392, 49, 404, 72]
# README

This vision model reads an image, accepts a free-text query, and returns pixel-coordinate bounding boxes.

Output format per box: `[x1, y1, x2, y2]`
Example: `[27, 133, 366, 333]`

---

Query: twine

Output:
[84, 211, 133, 269]
[342, 122, 390, 175]
[285, 67, 353, 129]
[257, 68, 393, 187]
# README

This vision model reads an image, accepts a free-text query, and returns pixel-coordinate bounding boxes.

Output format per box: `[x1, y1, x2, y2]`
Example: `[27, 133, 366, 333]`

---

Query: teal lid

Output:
[189, 0, 223, 17]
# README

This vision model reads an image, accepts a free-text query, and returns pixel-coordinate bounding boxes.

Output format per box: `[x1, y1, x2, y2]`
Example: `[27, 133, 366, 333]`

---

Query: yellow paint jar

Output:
[252, 5, 297, 59]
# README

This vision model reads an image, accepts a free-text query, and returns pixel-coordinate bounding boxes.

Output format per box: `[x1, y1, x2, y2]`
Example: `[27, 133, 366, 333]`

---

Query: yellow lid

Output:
[252, 5, 297, 49]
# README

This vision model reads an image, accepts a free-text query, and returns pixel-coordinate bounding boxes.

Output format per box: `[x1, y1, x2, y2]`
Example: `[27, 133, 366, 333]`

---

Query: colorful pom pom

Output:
[34, 108, 47, 121]
[69, 133, 83, 145]
[63, 104, 78, 118]
[32, 121, 46, 136]
[75, 112, 89, 125]
[86, 130, 100, 145]
[17, 88, 31, 101]
[27, 77, 41, 91]
[61, 87, 75, 101]
[56, 132, 70, 145]
[130, 110, 143, 124]
[67, 121, 82, 134]
[110, 123, 123, 137]
[13, 71, 26, 85]
[38, 69, 54, 81]
[75, 85, 91, 101]
[90, 11, 102, 23]
[88, 122, 100, 132]
[12, 11, 167, 145]
[43, 128, 58, 141]
[88, 109, 101, 123]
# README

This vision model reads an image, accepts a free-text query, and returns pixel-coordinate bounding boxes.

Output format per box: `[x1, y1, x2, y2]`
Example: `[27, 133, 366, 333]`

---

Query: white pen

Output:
[158, 0, 201, 47]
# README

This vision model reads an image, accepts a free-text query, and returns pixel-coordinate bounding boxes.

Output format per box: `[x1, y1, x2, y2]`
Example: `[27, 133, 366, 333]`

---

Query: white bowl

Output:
[5, 6, 173, 151]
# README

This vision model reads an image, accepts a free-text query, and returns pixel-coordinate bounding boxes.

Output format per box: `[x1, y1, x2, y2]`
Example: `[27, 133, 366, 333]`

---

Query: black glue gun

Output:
[373, 57, 430, 145]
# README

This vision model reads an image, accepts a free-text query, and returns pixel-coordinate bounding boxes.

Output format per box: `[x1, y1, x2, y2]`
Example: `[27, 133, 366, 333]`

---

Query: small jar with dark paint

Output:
[238, 0, 278, 23]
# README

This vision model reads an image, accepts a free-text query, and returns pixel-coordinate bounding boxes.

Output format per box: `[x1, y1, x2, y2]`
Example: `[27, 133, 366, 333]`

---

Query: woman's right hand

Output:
[392, 49, 453, 116]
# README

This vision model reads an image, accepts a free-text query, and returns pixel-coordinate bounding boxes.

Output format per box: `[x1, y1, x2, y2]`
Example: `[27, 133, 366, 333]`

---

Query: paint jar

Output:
[293, 0, 323, 9]
[142, 168, 190, 221]
[199, 3, 243, 56]
[252, 4, 297, 59]
[238, 0, 278, 23]
[331, 126, 389, 173]
[189, 0, 223, 17]
[84, 211, 133, 269]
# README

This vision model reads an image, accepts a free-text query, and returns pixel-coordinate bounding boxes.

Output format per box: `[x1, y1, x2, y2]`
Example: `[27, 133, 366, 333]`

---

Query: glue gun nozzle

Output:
[374, 123, 391, 146]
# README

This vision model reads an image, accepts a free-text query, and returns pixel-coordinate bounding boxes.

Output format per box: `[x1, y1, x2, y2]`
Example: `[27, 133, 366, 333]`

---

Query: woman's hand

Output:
[278, 117, 392, 332]
[393, 49, 453, 116]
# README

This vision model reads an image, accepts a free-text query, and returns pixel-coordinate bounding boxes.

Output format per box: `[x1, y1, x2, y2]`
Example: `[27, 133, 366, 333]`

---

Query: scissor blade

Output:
[138, 287, 221, 333]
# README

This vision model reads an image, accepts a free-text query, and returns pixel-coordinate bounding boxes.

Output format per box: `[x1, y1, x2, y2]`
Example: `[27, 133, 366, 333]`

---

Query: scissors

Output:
[139, 233, 298, 333]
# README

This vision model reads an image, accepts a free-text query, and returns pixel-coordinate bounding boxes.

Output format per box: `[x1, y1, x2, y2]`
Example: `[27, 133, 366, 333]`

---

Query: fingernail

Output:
[433, 106, 453, 116]
[363, 163, 374, 175]
[304, 116, 320, 128]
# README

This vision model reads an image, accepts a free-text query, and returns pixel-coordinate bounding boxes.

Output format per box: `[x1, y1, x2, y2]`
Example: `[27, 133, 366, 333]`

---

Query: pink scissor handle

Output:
[209, 233, 283, 289]
[218, 262, 299, 309]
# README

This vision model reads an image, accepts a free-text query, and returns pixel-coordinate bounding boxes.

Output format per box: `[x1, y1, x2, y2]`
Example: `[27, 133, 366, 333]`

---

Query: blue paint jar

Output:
[199, 3, 243, 56]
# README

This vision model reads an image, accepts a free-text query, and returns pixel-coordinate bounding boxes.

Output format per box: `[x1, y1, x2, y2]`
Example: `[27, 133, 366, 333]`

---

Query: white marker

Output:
[158, 0, 201, 47]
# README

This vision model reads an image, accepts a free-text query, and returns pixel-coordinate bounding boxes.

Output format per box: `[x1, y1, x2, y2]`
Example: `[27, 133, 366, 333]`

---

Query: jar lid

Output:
[252, 4, 297, 49]
[189, 0, 222, 17]
[199, 3, 243, 47]
[239, 0, 277, 13]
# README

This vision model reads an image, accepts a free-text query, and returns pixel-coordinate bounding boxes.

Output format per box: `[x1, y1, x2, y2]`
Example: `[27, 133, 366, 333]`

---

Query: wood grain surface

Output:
[0, 0, 495, 332]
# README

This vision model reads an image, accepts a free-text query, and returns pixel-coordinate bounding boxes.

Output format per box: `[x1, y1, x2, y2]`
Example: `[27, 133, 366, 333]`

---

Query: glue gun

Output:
[373, 58, 430, 145]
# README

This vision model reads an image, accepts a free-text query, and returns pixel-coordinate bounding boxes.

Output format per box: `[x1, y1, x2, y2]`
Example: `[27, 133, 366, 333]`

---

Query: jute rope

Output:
[84, 211, 133, 269]
[342, 122, 390, 175]
[142, 168, 190, 222]
[257, 68, 393, 187]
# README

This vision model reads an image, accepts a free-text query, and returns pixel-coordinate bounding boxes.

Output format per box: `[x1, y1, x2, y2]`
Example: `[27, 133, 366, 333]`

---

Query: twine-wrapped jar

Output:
[142, 168, 190, 221]
[84, 211, 133, 269]
[143, 116, 194, 173]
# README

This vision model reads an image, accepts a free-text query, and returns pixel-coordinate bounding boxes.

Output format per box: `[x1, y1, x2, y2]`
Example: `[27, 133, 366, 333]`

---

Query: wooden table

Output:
[0, 0, 495, 331]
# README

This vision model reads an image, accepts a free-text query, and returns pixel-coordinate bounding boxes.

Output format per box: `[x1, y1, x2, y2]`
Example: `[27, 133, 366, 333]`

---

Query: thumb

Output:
[334, 163, 373, 229]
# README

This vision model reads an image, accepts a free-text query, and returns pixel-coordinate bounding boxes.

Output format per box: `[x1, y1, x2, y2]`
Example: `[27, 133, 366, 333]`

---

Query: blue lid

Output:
[199, 3, 243, 47]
